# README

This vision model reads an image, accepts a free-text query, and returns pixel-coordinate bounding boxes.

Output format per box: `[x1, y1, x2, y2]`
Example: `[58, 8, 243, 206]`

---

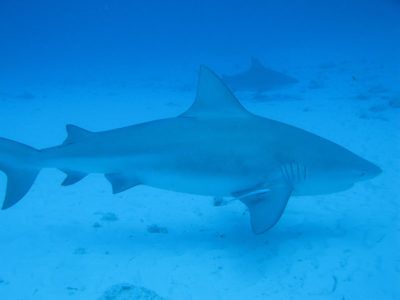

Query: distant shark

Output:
[0, 66, 381, 234]
[222, 57, 298, 93]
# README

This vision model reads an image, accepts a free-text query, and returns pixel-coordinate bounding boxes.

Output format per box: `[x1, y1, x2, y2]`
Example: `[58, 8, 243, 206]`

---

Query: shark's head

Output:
[333, 154, 381, 185]
[296, 142, 382, 195]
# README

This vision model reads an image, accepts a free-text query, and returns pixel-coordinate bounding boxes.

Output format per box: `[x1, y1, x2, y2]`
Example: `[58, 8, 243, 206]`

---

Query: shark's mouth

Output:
[292, 181, 355, 196]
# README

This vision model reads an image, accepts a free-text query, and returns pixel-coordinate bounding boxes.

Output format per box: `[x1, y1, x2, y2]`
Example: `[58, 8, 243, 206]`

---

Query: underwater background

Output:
[0, 0, 399, 299]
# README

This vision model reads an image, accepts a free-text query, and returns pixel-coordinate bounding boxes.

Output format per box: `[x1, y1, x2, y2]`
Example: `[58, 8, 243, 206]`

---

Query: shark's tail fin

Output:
[0, 137, 41, 209]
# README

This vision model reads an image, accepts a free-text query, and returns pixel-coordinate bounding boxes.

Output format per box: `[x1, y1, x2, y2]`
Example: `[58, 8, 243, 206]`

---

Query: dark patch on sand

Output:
[100, 283, 164, 300]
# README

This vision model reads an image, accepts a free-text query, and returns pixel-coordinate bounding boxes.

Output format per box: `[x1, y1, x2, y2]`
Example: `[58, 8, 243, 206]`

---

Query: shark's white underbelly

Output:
[138, 168, 258, 196]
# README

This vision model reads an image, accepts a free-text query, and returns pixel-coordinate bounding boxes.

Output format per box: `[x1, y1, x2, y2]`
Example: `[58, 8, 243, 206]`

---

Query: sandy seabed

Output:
[0, 60, 399, 300]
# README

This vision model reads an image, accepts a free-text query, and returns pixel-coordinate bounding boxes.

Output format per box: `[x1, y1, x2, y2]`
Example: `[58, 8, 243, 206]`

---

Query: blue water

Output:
[0, 1, 399, 299]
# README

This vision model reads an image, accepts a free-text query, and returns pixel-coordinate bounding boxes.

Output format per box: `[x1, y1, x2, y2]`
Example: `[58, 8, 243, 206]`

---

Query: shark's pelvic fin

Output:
[105, 173, 141, 194]
[61, 169, 87, 186]
[239, 186, 292, 234]
[181, 65, 252, 118]
[63, 124, 94, 145]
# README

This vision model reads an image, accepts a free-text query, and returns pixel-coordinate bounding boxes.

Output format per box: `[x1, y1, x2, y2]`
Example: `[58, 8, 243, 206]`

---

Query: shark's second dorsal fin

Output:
[63, 124, 93, 145]
[181, 65, 251, 118]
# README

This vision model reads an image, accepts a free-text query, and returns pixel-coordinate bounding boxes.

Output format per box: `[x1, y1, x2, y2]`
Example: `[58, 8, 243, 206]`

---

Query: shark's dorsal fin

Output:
[63, 124, 93, 145]
[181, 65, 251, 118]
[250, 57, 264, 70]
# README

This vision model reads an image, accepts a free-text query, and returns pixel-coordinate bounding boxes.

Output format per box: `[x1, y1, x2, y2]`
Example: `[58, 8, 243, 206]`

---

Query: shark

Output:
[0, 66, 381, 234]
[222, 57, 298, 93]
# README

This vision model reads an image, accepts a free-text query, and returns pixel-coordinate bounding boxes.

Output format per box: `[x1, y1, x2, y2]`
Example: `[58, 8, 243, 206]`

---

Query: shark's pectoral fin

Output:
[61, 169, 87, 186]
[105, 173, 141, 194]
[238, 186, 292, 234]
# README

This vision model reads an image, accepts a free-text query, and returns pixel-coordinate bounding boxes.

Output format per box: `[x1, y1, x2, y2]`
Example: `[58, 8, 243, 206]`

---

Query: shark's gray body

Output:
[0, 66, 381, 233]
[222, 57, 298, 93]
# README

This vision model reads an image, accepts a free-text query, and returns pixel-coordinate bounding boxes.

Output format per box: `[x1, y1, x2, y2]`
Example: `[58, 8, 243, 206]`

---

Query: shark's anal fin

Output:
[63, 124, 94, 145]
[105, 173, 141, 194]
[181, 65, 251, 118]
[61, 169, 88, 186]
[238, 186, 292, 234]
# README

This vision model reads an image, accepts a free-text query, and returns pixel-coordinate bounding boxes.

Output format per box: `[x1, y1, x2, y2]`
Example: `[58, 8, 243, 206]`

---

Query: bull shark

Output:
[222, 57, 298, 93]
[0, 66, 381, 234]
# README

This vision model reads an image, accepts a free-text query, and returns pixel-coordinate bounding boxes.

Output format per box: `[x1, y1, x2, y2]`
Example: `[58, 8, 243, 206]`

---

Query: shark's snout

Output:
[358, 162, 382, 181]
